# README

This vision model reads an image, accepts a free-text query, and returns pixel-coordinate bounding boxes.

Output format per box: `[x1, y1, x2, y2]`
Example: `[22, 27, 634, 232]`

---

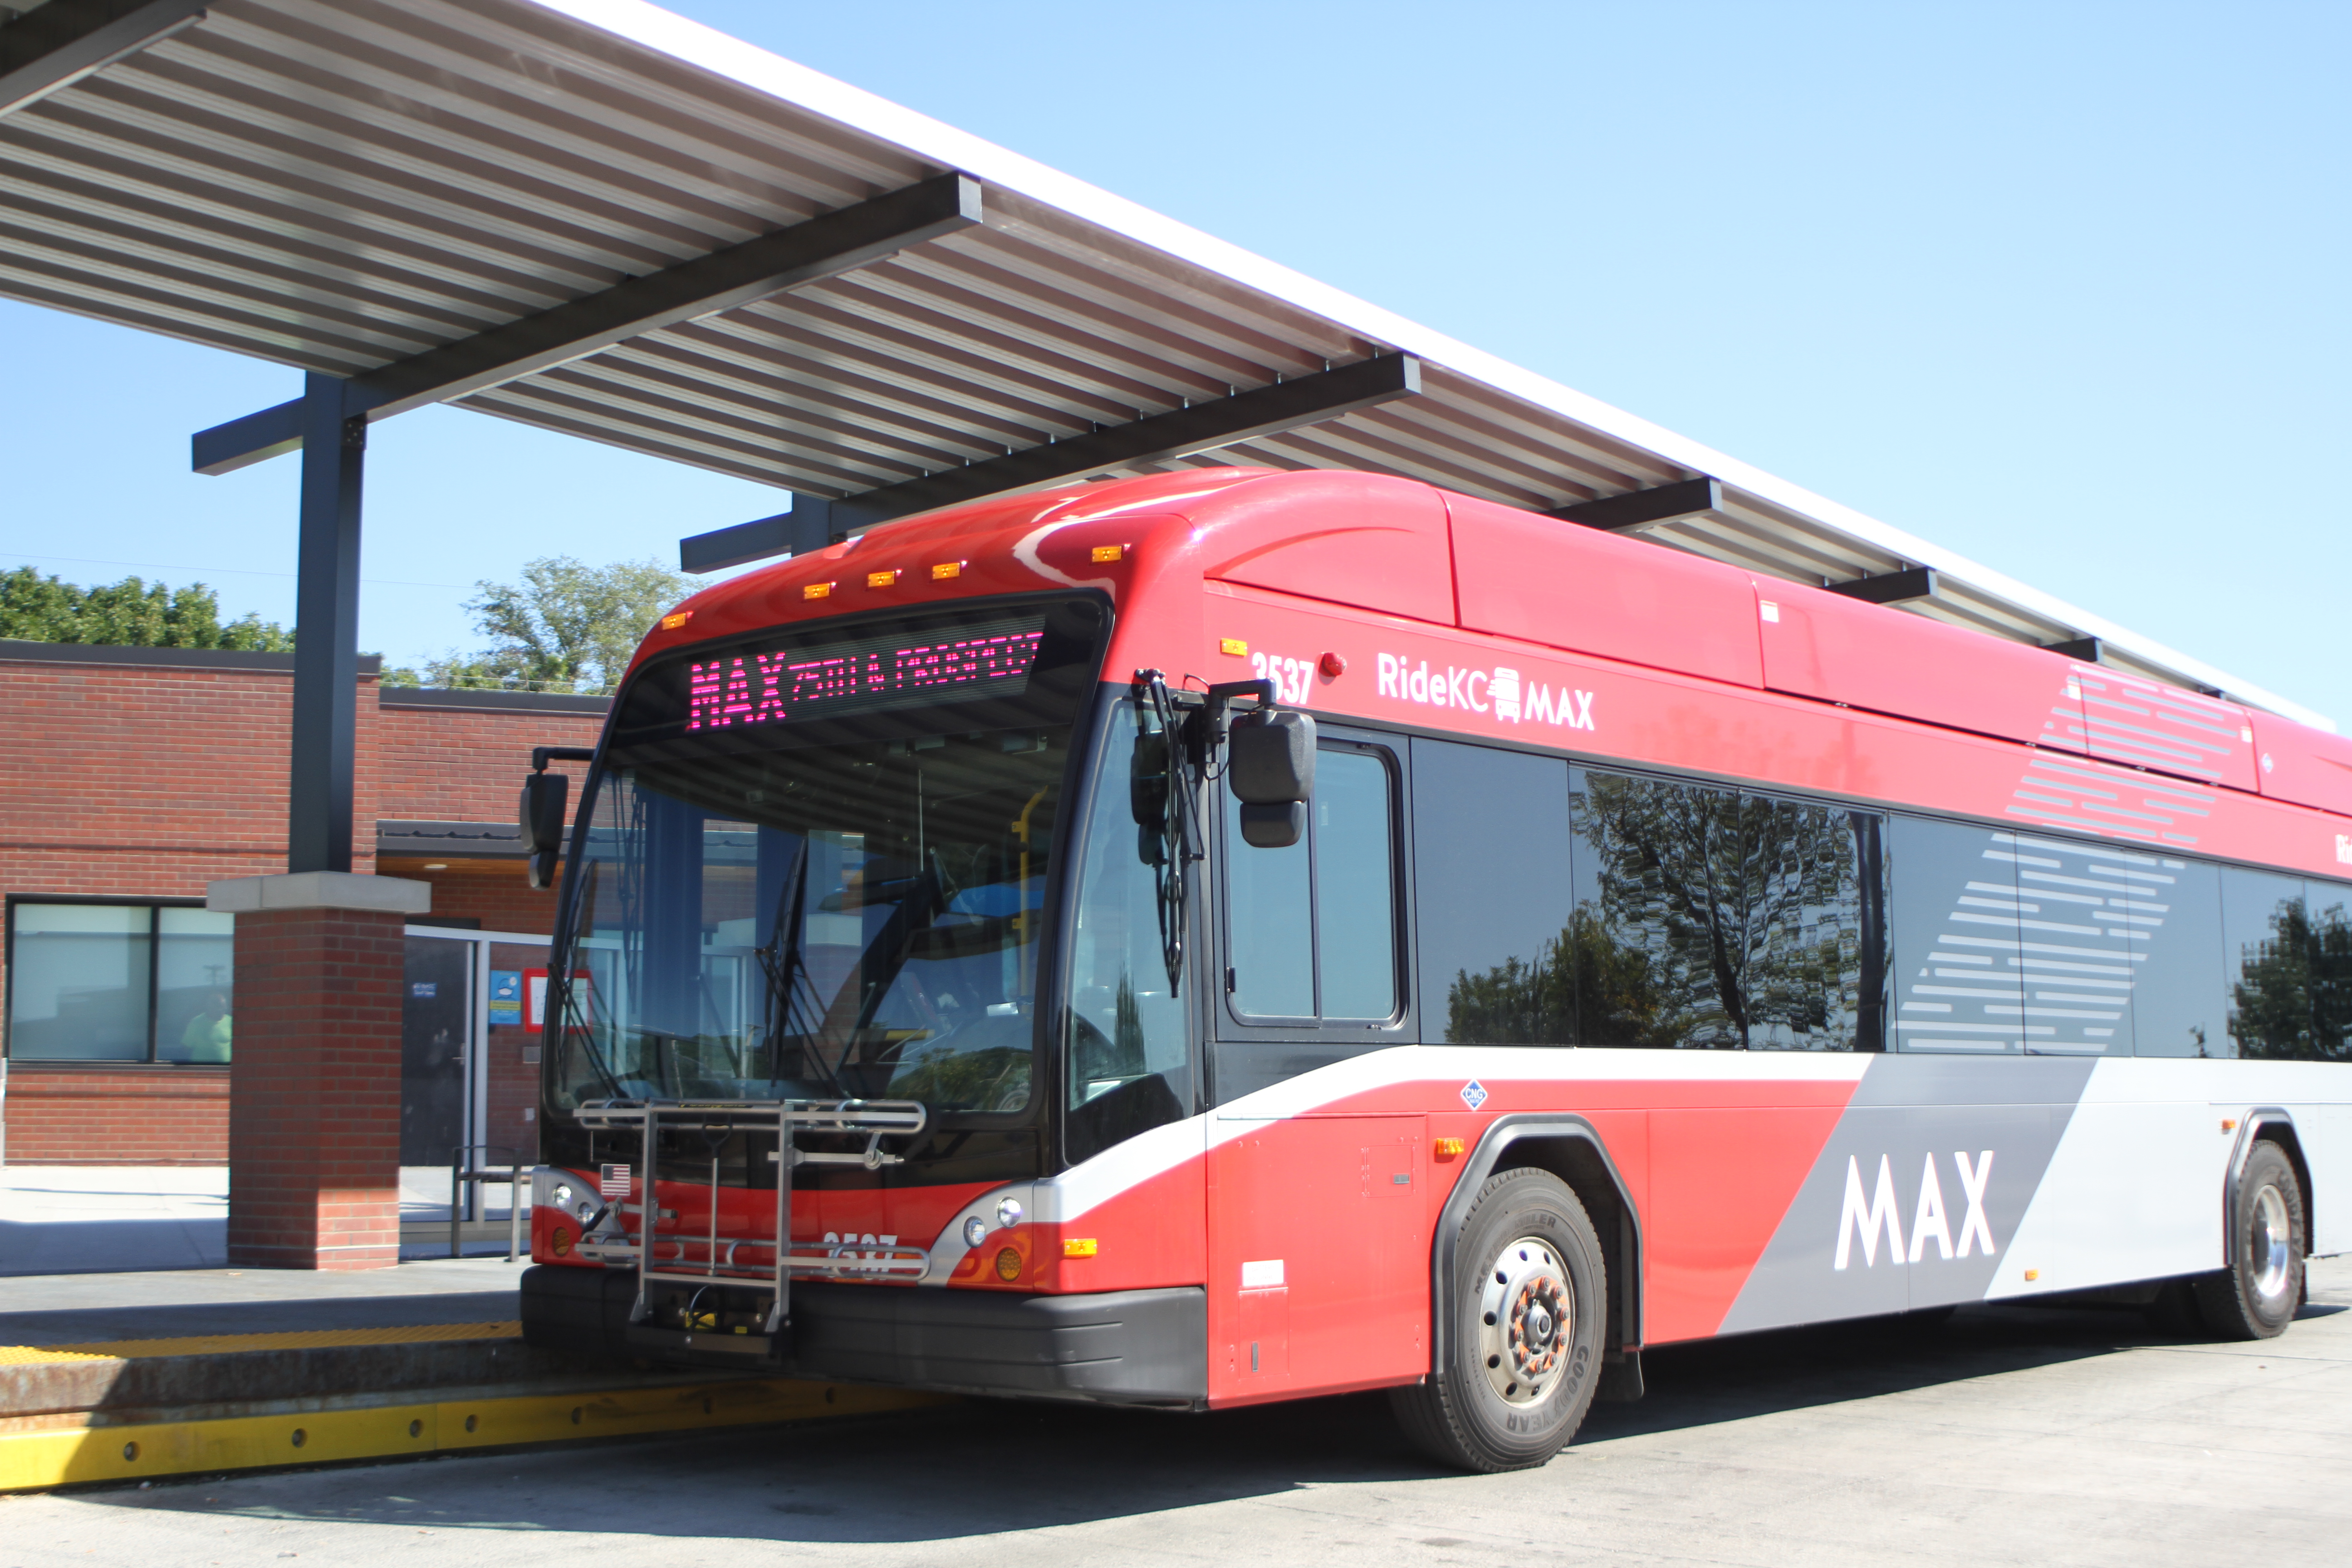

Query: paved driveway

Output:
[9, 1256, 2348, 1566]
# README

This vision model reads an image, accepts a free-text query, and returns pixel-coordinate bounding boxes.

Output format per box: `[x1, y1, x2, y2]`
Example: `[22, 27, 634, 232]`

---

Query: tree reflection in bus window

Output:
[1568, 768, 1885, 1050]
[2223, 867, 2352, 1061]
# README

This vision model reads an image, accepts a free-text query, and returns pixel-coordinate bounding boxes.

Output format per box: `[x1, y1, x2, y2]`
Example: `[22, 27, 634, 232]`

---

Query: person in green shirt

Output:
[179, 991, 232, 1063]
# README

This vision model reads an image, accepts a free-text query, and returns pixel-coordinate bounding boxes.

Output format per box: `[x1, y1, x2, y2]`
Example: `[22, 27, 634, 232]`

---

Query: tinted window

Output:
[1225, 788, 1315, 1019]
[2117, 854, 2226, 1058]
[1890, 818, 2029, 1053]
[1316, 750, 1400, 1019]
[1412, 740, 1573, 1044]
[1571, 769, 1884, 1049]
[1224, 743, 1401, 1024]
[2313, 880, 2352, 1061]
[2225, 867, 2314, 1059]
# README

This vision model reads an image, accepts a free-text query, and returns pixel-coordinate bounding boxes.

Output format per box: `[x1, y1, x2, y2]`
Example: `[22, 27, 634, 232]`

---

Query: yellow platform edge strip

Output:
[1, 1322, 525, 1363]
[0, 1379, 945, 1492]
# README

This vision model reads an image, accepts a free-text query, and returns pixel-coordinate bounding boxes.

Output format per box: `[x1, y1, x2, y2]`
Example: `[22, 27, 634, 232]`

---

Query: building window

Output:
[4, 900, 235, 1064]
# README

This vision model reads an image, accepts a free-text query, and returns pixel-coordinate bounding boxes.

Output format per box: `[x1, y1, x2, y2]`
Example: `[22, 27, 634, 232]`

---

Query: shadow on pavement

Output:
[0, 1216, 225, 1278]
[64, 1295, 2242, 1544]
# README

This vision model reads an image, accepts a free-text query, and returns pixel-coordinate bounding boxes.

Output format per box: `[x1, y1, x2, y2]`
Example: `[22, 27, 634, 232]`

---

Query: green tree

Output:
[0, 567, 292, 650]
[419, 556, 698, 694]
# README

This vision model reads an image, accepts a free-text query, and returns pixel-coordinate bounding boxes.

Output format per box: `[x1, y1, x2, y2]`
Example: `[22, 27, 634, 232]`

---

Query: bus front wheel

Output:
[1390, 1166, 1607, 1473]
[2194, 1141, 2305, 1341]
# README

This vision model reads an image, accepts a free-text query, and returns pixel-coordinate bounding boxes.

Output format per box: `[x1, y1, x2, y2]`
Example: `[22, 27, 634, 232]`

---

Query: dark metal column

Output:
[288, 372, 365, 873]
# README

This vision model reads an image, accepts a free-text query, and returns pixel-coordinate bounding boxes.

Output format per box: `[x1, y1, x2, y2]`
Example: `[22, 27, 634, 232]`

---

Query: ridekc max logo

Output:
[1834, 1151, 1998, 1269]
[1376, 655, 1595, 730]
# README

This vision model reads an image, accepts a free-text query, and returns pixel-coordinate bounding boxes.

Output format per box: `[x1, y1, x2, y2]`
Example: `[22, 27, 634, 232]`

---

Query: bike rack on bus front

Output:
[571, 1096, 928, 1359]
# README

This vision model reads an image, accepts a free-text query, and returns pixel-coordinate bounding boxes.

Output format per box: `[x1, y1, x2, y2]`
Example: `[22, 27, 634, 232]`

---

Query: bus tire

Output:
[1389, 1166, 1606, 1473]
[2192, 1141, 2305, 1341]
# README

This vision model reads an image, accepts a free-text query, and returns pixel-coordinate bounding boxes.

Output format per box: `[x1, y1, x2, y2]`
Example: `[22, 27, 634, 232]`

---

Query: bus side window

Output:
[2122, 857, 2224, 1058]
[2222, 866, 2352, 1062]
[1411, 739, 1573, 1045]
[1569, 767, 1885, 1050]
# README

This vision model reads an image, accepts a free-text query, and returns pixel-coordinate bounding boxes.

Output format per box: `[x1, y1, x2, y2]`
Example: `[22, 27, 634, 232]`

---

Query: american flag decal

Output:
[597, 1163, 631, 1199]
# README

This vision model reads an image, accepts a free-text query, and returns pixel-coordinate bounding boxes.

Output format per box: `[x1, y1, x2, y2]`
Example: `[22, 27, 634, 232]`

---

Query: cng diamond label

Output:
[1460, 1080, 1488, 1111]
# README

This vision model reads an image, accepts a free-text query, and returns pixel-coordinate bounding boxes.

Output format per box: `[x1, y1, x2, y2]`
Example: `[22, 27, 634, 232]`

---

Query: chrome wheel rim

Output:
[2249, 1182, 2293, 1304]
[1478, 1235, 1570, 1408]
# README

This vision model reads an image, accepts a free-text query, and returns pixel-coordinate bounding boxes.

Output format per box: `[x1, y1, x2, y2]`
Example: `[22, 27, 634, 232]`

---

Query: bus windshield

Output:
[546, 595, 1106, 1117]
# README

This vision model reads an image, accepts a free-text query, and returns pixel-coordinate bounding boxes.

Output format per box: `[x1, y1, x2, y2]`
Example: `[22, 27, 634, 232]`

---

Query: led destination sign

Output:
[683, 612, 1047, 733]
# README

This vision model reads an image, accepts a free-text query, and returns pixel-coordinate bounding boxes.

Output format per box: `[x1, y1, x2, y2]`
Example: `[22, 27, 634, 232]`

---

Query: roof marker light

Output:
[803, 582, 833, 600]
[867, 569, 900, 588]
[932, 560, 964, 580]
[660, 611, 692, 630]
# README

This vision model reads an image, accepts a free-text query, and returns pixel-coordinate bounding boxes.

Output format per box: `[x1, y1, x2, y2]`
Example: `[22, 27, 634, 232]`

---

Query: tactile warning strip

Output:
[0, 1322, 521, 1363]
[0, 1378, 948, 1491]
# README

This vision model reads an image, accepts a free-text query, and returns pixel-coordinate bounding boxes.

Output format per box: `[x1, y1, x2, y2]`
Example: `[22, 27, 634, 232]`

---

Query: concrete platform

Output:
[0, 1258, 941, 1491]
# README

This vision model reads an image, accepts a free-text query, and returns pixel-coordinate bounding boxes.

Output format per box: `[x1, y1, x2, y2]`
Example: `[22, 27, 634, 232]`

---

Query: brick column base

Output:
[212, 872, 429, 1270]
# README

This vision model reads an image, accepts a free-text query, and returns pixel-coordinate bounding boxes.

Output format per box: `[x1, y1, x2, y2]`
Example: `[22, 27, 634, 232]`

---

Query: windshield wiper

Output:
[754, 838, 850, 1097]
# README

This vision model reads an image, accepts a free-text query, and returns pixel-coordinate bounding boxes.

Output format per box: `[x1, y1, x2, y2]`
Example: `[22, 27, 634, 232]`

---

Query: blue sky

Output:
[4, 2, 2346, 720]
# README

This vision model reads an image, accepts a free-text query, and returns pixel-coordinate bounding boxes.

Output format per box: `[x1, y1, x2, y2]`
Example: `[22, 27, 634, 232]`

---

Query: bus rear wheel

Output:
[1390, 1167, 1606, 1473]
[2193, 1141, 2305, 1341]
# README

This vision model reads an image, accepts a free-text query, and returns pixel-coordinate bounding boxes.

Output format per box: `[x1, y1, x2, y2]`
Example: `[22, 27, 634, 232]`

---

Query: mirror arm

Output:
[532, 745, 597, 774]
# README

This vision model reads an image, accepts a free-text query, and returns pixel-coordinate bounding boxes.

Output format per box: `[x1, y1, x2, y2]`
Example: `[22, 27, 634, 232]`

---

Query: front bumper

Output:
[520, 1266, 1207, 1409]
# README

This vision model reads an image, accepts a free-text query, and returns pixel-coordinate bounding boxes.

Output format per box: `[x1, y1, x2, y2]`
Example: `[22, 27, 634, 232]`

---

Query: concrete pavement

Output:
[5, 1254, 2347, 1566]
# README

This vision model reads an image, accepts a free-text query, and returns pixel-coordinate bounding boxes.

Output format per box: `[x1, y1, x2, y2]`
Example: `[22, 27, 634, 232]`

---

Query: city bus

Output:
[519, 466, 2350, 1471]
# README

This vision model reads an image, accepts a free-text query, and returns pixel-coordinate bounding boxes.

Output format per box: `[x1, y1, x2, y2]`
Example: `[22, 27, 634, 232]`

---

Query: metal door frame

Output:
[404, 925, 552, 1220]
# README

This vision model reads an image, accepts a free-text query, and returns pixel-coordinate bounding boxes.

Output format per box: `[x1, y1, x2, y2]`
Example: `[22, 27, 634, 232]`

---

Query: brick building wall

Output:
[1, 643, 609, 1163]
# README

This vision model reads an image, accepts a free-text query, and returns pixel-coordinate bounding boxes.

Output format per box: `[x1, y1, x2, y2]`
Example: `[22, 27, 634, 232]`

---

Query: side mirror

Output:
[519, 772, 569, 890]
[1228, 710, 1315, 848]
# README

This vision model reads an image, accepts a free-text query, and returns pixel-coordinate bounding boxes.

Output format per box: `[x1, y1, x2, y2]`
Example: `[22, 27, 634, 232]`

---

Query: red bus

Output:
[519, 466, 2351, 1471]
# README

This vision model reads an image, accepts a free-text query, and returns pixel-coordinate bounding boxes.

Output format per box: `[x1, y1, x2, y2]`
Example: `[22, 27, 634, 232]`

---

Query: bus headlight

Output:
[963, 1216, 988, 1249]
[996, 1197, 1024, 1229]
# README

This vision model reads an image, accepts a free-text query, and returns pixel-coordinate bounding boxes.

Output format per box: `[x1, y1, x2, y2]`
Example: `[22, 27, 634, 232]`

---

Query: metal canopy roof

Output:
[1, 0, 2326, 730]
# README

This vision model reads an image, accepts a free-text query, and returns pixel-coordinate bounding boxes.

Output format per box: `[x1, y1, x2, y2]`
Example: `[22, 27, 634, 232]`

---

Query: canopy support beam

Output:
[1825, 566, 1938, 606]
[1550, 476, 1721, 532]
[192, 173, 985, 475]
[289, 373, 367, 874]
[0, 0, 206, 119]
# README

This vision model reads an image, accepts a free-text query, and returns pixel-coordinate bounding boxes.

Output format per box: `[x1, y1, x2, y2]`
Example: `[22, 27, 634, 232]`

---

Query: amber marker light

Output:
[867, 568, 900, 588]
[1220, 637, 1249, 657]
[1063, 1238, 1098, 1258]
[1090, 543, 1124, 563]
[931, 560, 964, 580]
[2223, 1118, 2239, 1132]
[1434, 1137, 1465, 1161]
[994, 1247, 1023, 1281]
[550, 1226, 573, 1257]
[804, 582, 833, 600]
[2023, 1269, 2039, 1282]
[660, 610, 692, 631]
